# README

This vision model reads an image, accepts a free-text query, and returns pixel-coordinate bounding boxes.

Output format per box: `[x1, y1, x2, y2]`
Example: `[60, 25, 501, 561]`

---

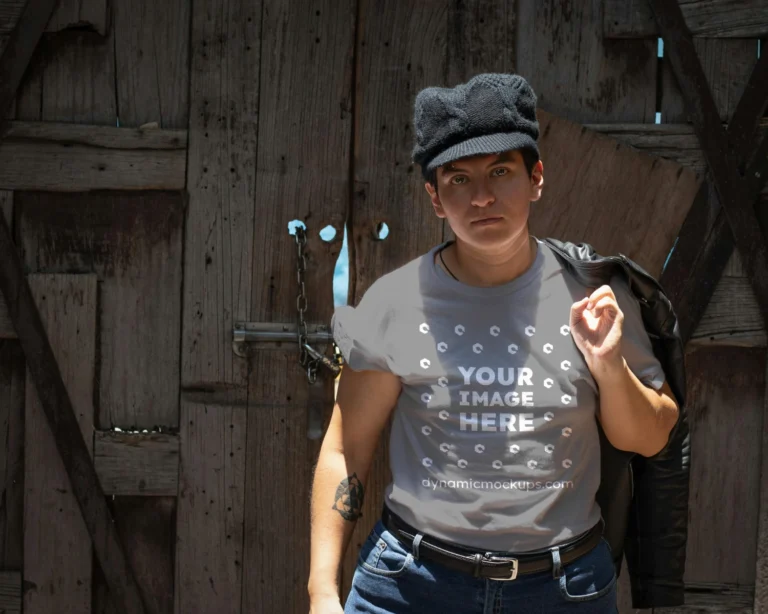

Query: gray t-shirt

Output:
[331, 237, 665, 552]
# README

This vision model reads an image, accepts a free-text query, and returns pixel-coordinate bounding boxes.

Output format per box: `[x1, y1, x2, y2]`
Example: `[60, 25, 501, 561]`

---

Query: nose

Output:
[471, 180, 495, 207]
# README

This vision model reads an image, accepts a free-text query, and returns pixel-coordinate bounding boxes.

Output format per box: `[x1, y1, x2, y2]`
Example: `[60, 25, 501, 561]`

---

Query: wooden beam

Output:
[94, 431, 179, 496]
[0, 205, 147, 614]
[648, 1, 768, 338]
[0, 0, 58, 125]
[0, 121, 186, 190]
[2, 119, 186, 148]
[605, 0, 768, 38]
[585, 121, 768, 181]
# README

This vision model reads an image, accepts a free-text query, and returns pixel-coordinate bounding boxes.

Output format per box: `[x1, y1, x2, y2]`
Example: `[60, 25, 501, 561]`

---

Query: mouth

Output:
[471, 217, 503, 225]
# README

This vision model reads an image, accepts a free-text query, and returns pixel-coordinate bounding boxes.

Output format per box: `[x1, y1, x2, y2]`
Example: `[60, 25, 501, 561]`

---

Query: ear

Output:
[530, 159, 544, 202]
[425, 182, 447, 219]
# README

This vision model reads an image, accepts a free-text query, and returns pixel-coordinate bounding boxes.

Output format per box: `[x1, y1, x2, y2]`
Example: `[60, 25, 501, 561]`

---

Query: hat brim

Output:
[425, 132, 539, 175]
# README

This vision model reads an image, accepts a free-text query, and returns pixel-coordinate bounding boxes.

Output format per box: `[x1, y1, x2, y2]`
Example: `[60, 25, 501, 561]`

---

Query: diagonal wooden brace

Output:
[0, 215, 148, 614]
[0, 1, 147, 613]
[660, 54, 768, 344]
[648, 2, 768, 340]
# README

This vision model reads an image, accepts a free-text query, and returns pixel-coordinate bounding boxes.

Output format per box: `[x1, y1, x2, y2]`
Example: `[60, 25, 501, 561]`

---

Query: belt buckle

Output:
[486, 556, 519, 581]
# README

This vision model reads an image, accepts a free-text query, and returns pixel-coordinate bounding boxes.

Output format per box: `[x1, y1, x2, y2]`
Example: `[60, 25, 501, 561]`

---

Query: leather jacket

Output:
[542, 237, 690, 609]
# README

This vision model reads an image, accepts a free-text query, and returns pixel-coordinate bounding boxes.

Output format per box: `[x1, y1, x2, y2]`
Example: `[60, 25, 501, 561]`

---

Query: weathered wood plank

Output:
[0, 340, 24, 568]
[605, 0, 768, 38]
[95, 431, 179, 496]
[0, 121, 186, 190]
[0, 570, 21, 613]
[239, 0, 355, 609]
[516, 0, 657, 123]
[530, 109, 701, 277]
[0, 181, 15, 567]
[93, 498, 176, 614]
[685, 347, 764, 586]
[757, 352, 768, 614]
[589, 123, 707, 172]
[244, 357, 325, 612]
[586, 121, 768, 193]
[445, 0, 516, 85]
[40, 29, 115, 124]
[0, 0, 108, 35]
[3, 120, 187, 148]
[113, 0, 190, 129]
[662, 39, 758, 124]
[0, 139, 185, 191]
[181, 0, 258, 395]
[23, 274, 97, 614]
[177, 0, 260, 610]
[17, 191, 184, 429]
[176, 403, 247, 614]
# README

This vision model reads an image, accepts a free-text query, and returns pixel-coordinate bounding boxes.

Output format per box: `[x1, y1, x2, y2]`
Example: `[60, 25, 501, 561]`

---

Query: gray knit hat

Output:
[411, 73, 539, 180]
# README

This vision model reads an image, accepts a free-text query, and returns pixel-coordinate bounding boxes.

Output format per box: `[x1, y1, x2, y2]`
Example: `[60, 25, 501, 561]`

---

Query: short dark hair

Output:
[425, 147, 540, 193]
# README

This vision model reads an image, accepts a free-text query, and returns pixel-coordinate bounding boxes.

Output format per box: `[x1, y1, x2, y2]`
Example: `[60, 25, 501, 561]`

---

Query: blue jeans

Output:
[344, 519, 618, 613]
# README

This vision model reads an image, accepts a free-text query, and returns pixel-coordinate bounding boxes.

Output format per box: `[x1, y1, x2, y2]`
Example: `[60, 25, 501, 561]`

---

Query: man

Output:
[308, 74, 680, 613]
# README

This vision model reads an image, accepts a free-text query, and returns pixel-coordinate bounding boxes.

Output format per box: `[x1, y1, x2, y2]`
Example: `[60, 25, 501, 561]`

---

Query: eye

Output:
[449, 168, 507, 185]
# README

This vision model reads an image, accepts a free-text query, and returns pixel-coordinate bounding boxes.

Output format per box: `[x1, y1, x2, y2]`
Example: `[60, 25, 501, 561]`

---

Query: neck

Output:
[441, 233, 537, 287]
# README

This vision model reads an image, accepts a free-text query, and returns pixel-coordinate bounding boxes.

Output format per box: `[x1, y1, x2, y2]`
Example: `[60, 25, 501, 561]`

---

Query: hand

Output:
[309, 594, 344, 614]
[569, 285, 624, 372]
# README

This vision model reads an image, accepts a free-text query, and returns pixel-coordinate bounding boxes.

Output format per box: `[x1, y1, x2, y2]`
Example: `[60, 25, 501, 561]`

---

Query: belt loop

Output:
[473, 553, 482, 578]
[550, 546, 562, 579]
[412, 533, 424, 560]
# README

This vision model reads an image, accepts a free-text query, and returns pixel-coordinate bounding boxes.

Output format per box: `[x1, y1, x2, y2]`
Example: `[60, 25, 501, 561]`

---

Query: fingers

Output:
[585, 285, 614, 308]
[572, 286, 622, 319]
[588, 296, 621, 319]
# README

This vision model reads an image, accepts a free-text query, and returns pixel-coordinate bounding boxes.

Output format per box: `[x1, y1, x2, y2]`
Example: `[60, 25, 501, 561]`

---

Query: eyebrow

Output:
[442, 152, 516, 175]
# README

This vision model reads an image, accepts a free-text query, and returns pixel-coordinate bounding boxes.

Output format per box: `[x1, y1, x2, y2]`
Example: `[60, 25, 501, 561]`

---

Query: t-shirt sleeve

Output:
[610, 273, 666, 391]
[331, 278, 396, 373]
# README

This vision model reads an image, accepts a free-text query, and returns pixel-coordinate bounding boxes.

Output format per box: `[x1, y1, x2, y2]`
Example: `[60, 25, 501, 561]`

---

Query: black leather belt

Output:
[381, 504, 604, 581]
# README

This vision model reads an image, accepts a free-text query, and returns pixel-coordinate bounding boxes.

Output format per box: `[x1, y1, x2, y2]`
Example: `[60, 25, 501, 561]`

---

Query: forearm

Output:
[593, 357, 677, 457]
[308, 444, 369, 599]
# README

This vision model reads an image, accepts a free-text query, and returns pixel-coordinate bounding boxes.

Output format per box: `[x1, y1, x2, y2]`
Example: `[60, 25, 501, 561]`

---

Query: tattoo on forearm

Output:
[332, 473, 364, 521]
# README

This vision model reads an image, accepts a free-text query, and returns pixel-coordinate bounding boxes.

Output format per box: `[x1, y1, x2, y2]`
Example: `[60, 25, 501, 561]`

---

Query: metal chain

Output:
[294, 226, 321, 383]
[295, 226, 315, 381]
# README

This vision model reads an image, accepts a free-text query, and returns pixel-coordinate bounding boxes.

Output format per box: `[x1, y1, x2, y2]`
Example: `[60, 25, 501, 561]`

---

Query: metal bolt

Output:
[756, 171, 761, 178]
